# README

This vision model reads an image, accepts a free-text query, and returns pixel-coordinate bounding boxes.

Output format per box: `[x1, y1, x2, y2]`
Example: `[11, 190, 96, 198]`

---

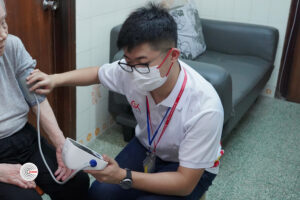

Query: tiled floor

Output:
[43, 96, 300, 199]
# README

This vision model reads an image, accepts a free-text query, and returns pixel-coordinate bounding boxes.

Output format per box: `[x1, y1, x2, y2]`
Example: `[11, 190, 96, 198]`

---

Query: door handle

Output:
[43, 0, 59, 11]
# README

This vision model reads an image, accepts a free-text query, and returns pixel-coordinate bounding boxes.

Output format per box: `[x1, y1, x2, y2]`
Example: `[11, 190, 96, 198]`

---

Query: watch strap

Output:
[125, 168, 132, 180]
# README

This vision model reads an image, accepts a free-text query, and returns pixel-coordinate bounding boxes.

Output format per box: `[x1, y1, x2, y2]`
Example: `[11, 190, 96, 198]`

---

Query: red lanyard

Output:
[146, 67, 187, 152]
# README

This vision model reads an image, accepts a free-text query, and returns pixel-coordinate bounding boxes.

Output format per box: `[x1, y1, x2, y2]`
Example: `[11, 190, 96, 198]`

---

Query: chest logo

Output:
[130, 100, 141, 112]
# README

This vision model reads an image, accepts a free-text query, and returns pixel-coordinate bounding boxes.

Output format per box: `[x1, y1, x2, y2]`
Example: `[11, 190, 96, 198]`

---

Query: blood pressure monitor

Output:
[62, 138, 108, 170]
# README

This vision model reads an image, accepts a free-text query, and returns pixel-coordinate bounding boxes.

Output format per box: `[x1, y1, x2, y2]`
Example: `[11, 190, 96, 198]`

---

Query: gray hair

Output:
[0, 0, 6, 14]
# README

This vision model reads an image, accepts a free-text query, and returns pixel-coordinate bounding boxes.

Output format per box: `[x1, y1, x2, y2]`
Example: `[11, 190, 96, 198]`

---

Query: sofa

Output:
[108, 19, 279, 142]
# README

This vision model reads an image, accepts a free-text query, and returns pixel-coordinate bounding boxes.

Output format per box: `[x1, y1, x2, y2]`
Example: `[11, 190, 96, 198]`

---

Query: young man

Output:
[0, 1, 89, 200]
[28, 4, 224, 200]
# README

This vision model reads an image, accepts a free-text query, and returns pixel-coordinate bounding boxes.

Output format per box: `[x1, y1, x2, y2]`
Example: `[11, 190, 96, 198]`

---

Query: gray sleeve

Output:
[17, 68, 46, 107]
[14, 36, 37, 77]
[13, 37, 46, 107]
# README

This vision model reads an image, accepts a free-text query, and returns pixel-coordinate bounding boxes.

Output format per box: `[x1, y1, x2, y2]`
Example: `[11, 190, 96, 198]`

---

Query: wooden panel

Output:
[5, 0, 76, 139]
[6, 0, 55, 106]
[287, 24, 300, 103]
[276, 0, 300, 100]
[53, 0, 77, 139]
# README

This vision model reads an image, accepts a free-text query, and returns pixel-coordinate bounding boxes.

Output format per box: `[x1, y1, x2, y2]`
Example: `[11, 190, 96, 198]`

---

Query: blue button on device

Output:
[89, 159, 97, 167]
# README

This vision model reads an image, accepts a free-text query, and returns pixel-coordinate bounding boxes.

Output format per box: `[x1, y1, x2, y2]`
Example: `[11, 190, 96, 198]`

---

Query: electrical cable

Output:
[34, 94, 90, 184]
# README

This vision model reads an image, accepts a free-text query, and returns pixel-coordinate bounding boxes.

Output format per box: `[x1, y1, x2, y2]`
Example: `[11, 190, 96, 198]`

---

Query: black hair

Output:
[117, 3, 177, 52]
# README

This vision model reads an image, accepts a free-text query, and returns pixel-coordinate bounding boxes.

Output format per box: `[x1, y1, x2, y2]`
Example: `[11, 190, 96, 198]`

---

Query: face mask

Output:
[132, 65, 167, 93]
[131, 48, 175, 93]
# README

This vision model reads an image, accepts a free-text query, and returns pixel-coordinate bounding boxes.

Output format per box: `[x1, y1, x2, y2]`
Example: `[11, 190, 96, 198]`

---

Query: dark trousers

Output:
[0, 123, 90, 200]
[88, 137, 216, 200]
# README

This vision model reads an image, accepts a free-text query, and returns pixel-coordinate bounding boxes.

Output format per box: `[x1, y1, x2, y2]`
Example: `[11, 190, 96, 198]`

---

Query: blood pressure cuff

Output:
[17, 67, 46, 107]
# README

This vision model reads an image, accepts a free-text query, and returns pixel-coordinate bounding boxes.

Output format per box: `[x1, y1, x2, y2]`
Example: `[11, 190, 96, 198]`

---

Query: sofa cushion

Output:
[169, 0, 206, 59]
[181, 59, 232, 123]
[195, 50, 273, 106]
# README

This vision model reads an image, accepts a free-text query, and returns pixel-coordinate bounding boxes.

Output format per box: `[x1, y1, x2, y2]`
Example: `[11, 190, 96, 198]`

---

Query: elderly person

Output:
[0, 1, 89, 200]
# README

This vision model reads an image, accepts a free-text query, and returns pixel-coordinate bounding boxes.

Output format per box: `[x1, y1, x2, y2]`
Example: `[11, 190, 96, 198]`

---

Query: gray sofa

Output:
[108, 19, 279, 141]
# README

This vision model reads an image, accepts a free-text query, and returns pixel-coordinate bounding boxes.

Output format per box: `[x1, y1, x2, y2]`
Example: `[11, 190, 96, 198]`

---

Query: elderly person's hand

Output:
[0, 163, 36, 189]
[54, 142, 75, 181]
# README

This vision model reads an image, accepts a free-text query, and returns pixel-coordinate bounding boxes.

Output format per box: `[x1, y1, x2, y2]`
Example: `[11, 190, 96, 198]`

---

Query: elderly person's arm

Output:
[31, 99, 73, 181]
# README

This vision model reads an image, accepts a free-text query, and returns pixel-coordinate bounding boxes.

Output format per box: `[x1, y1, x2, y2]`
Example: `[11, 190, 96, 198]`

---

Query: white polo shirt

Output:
[98, 59, 224, 174]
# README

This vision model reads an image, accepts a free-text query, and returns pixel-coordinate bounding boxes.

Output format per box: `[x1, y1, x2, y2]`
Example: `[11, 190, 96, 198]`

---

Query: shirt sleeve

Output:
[14, 36, 37, 77]
[98, 60, 127, 95]
[17, 67, 46, 107]
[179, 109, 224, 169]
[13, 36, 46, 107]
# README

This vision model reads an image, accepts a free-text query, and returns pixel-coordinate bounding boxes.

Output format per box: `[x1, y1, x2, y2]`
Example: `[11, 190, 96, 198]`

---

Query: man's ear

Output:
[170, 48, 180, 61]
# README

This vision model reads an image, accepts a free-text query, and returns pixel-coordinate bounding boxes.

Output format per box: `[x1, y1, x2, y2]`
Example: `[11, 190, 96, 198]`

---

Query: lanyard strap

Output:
[146, 68, 188, 152]
[146, 98, 170, 146]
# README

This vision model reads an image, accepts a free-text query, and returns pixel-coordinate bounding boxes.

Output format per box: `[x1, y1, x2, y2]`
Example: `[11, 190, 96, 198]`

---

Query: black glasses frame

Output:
[118, 48, 173, 74]
[118, 60, 151, 74]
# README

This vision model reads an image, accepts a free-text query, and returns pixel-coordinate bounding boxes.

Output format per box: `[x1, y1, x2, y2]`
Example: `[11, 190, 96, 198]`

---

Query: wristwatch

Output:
[120, 168, 132, 189]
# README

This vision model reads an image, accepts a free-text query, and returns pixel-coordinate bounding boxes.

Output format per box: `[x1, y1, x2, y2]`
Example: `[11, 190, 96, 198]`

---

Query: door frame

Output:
[276, 0, 300, 99]
[53, 0, 76, 139]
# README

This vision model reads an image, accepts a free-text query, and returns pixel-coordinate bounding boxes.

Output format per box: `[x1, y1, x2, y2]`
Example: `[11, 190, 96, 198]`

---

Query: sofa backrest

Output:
[110, 25, 122, 63]
[201, 19, 279, 64]
[110, 19, 279, 64]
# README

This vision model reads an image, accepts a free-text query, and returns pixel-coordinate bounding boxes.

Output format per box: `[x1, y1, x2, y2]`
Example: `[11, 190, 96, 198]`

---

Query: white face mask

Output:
[132, 65, 167, 93]
[124, 48, 175, 93]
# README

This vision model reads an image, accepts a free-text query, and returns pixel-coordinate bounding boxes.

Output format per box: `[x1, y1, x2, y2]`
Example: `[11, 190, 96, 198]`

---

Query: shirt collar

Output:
[157, 61, 187, 110]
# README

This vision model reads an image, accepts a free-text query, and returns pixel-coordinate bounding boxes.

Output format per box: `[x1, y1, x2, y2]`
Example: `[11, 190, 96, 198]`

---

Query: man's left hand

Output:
[85, 155, 125, 184]
[54, 144, 74, 181]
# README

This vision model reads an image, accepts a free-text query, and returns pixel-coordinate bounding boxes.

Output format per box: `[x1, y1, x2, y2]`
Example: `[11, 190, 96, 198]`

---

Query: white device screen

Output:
[69, 139, 103, 159]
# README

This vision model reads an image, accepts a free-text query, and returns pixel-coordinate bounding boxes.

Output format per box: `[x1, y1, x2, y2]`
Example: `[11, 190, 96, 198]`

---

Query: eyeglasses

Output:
[118, 60, 151, 74]
[118, 48, 173, 74]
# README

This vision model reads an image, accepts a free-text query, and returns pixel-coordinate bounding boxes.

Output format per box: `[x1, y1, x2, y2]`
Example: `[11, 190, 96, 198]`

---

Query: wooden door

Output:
[276, 0, 300, 103]
[287, 24, 300, 103]
[5, 0, 76, 139]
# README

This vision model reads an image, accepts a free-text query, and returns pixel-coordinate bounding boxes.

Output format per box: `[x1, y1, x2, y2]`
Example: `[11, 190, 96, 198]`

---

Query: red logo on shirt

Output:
[130, 100, 141, 112]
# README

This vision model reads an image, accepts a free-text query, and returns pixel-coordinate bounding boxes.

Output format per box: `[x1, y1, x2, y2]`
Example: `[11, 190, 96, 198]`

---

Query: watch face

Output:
[120, 178, 132, 190]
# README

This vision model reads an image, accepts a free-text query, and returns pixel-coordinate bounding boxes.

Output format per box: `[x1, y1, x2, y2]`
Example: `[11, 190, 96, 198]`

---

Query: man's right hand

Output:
[0, 164, 36, 189]
[26, 69, 55, 95]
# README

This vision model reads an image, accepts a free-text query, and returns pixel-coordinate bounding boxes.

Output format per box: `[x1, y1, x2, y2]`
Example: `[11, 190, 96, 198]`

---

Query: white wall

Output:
[76, 0, 153, 143]
[195, 0, 292, 97]
[75, 0, 292, 143]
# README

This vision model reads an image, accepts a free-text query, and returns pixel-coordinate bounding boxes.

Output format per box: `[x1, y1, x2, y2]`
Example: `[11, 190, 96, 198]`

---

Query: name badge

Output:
[143, 152, 156, 173]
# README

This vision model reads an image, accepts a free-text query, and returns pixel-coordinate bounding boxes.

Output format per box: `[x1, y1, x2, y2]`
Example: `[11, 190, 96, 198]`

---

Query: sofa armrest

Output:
[182, 59, 232, 123]
[201, 19, 279, 63]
